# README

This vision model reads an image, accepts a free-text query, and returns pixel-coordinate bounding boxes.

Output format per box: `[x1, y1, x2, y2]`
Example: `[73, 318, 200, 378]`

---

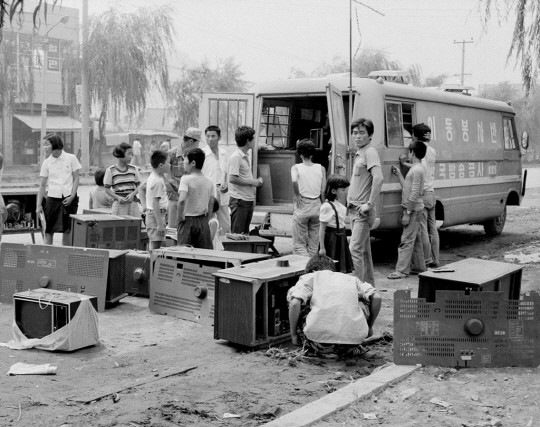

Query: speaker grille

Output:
[1, 279, 23, 298]
[56, 283, 80, 293]
[103, 227, 114, 242]
[4, 249, 27, 268]
[115, 226, 126, 241]
[127, 226, 139, 241]
[67, 254, 105, 278]
[157, 262, 175, 282]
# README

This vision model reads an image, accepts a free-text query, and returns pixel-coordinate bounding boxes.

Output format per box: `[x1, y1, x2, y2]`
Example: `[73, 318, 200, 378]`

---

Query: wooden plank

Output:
[263, 365, 419, 427]
[68, 366, 197, 404]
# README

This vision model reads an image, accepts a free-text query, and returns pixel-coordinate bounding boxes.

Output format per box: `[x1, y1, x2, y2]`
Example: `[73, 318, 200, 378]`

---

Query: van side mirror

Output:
[521, 131, 529, 149]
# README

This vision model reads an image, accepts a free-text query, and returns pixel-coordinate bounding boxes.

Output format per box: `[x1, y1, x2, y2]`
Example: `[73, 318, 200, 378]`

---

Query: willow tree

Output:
[170, 57, 249, 135]
[0, 0, 58, 34]
[64, 6, 175, 165]
[482, 0, 540, 94]
[0, 30, 35, 113]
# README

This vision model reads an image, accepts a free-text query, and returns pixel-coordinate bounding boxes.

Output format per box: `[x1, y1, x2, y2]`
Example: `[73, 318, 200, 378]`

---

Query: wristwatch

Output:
[406, 210, 412, 215]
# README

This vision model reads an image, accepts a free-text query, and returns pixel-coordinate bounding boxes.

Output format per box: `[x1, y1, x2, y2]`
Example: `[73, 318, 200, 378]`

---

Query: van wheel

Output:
[483, 206, 506, 236]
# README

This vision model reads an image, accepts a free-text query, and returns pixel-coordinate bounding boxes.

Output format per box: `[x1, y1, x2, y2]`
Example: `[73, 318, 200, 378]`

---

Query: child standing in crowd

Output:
[209, 198, 224, 251]
[143, 150, 170, 250]
[177, 148, 215, 249]
[291, 139, 326, 257]
[36, 133, 81, 246]
[388, 140, 427, 279]
[89, 168, 114, 209]
[319, 175, 353, 273]
[104, 142, 141, 217]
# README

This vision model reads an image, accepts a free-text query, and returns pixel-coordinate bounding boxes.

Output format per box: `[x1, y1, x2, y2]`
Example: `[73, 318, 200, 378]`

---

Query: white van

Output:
[199, 75, 527, 236]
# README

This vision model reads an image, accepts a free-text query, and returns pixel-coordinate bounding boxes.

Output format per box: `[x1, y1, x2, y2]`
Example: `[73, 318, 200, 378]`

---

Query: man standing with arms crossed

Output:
[202, 125, 230, 235]
[347, 118, 383, 285]
[228, 126, 263, 235]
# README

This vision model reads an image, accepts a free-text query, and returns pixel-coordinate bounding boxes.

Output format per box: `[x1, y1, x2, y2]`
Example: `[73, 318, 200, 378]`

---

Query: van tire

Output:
[483, 205, 506, 236]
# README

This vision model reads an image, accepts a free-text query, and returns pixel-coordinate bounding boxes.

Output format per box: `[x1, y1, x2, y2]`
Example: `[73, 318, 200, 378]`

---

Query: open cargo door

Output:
[326, 84, 348, 176]
[199, 93, 255, 146]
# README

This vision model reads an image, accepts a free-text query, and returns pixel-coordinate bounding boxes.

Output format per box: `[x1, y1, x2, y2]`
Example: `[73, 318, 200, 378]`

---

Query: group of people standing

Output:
[290, 118, 383, 286]
[90, 124, 264, 252]
[34, 117, 439, 288]
[388, 123, 439, 278]
[286, 119, 439, 357]
[24, 119, 439, 359]
[291, 119, 440, 286]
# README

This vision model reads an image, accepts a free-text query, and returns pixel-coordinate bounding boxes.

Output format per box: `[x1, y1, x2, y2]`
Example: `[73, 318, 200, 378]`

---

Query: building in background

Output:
[0, 3, 82, 166]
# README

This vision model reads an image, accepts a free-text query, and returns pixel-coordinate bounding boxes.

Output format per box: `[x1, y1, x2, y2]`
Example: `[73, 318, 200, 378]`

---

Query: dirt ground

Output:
[1, 172, 539, 426]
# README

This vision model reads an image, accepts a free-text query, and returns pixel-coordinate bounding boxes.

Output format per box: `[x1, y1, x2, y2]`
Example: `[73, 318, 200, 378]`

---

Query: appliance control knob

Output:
[193, 286, 208, 299]
[133, 268, 146, 282]
[38, 276, 51, 288]
[465, 318, 484, 336]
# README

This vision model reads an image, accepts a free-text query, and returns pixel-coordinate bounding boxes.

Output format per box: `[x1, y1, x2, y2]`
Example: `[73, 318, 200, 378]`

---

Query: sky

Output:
[55, 0, 522, 92]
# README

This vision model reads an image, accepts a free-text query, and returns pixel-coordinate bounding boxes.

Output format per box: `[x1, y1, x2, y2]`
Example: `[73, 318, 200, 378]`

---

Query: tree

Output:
[480, 81, 540, 160]
[0, 29, 35, 113]
[423, 74, 449, 88]
[291, 48, 449, 88]
[479, 81, 522, 103]
[311, 48, 402, 78]
[288, 66, 307, 79]
[0, 1, 59, 35]
[63, 6, 175, 165]
[482, 0, 540, 94]
[169, 57, 249, 135]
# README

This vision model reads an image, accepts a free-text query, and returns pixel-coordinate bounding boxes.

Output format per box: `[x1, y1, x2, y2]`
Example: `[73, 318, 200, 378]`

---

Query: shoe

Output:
[428, 262, 440, 268]
[410, 269, 427, 275]
[346, 345, 369, 358]
[387, 271, 408, 279]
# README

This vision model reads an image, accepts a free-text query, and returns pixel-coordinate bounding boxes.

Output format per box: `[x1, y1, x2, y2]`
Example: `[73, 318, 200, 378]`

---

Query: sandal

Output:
[387, 271, 408, 279]
[345, 345, 369, 358]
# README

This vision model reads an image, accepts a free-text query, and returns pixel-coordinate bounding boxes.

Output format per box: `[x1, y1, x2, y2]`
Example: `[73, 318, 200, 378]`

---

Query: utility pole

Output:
[453, 38, 474, 86]
[350, 0, 383, 144]
[81, 0, 90, 173]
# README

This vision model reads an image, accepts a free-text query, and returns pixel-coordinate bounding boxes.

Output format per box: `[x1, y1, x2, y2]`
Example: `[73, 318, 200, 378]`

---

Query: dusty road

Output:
[0, 169, 539, 426]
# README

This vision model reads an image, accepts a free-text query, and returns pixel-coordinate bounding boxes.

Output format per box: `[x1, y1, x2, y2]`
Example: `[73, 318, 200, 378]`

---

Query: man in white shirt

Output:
[36, 134, 81, 246]
[228, 126, 263, 234]
[202, 125, 230, 235]
[288, 254, 382, 357]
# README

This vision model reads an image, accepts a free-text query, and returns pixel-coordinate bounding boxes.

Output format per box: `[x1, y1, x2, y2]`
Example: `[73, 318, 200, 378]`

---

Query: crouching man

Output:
[288, 254, 382, 357]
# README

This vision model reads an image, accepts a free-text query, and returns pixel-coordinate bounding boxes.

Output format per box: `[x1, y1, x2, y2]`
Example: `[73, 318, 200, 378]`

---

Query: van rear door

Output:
[199, 93, 255, 145]
[326, 84, 349, 176]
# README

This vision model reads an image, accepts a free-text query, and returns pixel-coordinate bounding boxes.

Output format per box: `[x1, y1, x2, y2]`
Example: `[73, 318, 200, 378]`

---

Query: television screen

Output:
[15, 299, 53, 339]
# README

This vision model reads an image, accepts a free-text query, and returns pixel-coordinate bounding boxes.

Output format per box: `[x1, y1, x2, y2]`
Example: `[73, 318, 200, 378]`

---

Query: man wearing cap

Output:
[167, 128, 201, 227]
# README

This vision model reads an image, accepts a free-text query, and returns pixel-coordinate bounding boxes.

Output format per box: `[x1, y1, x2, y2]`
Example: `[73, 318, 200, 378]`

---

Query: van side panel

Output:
[369, 94, 522, 229]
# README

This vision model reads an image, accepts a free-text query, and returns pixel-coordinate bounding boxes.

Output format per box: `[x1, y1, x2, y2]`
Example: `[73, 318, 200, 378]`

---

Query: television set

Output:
[14, 289, 98, 339]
